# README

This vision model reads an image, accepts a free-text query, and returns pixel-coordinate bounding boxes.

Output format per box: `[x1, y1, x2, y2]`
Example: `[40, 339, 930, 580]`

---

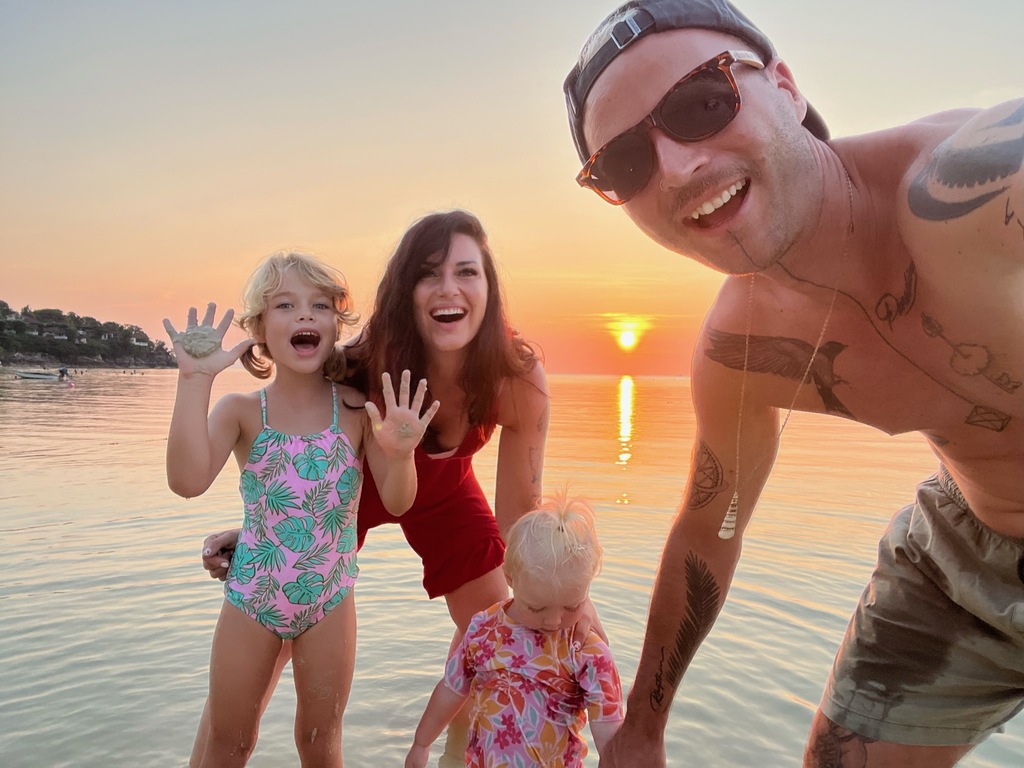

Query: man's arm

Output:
[601, 335, 780, 768]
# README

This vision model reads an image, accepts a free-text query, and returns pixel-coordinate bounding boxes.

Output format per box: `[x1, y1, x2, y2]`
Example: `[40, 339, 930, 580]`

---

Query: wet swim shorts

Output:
[821, 467, 1024, 745]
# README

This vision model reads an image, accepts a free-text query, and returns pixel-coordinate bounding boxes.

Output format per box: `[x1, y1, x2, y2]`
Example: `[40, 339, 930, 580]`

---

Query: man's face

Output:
[581, 28, 815, 274]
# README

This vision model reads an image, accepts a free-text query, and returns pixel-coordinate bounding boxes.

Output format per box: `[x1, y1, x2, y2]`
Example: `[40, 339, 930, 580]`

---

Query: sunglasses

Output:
[576, 50, 764, 205]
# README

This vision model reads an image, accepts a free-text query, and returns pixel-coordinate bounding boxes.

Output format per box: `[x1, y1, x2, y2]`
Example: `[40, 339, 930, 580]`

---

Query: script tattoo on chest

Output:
[685, 441, 728, 509]
[650, 553, 721, 712]
[706, 328, 853, 417]
[875, 263, 917, 330]
[907, 102, 1024, 221]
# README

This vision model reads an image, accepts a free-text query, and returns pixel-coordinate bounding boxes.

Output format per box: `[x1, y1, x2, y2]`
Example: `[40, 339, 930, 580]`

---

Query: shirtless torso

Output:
[696, 100, 1023, 537]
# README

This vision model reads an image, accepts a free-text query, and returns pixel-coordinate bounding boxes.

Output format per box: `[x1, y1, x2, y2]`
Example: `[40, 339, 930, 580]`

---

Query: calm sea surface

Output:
[1, 369, 1021, 767]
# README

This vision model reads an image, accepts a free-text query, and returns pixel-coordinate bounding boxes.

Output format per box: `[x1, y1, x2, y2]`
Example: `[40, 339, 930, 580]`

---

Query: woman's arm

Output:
[363, 371, 439, 515]
[493, 362, 550, 537]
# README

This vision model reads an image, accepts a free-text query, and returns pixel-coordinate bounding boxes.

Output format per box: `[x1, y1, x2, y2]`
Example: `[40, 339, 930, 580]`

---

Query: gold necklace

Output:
[718, 168, 854, 540]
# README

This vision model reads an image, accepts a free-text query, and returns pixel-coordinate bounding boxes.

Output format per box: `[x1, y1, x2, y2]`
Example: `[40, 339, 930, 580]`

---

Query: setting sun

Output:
[605, 315, 652, 353]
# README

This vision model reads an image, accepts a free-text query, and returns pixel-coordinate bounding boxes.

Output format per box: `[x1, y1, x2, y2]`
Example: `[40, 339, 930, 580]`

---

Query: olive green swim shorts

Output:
[821, 466, 1024, 745]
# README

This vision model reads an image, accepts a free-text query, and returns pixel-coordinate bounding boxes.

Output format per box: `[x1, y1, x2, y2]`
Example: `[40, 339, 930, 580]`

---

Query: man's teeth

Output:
[690, 180, 747, 220]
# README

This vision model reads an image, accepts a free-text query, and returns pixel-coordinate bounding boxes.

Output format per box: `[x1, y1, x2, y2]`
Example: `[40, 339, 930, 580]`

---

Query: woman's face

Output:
[412, 232, 489, 356]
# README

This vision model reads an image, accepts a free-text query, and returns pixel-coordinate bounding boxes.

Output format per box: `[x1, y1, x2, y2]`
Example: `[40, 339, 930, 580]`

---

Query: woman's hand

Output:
[573, 597, 609, 645]
[201, 529, 240, 581]
[163, 302, 253, 378]
[365, 370, 440, 459]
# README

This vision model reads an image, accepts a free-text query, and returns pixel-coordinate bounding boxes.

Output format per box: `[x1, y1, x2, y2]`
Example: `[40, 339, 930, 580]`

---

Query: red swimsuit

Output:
[357, 421, 505, 599]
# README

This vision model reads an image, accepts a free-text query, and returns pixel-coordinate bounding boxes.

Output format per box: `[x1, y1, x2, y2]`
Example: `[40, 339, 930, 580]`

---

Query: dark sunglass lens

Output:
[661, 68, 739, 141]
[590, 131, 655, 203]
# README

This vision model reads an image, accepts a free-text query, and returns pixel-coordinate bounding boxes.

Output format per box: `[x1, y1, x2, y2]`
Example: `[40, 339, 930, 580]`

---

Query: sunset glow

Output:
[606, 316, 653, 353]
[1, 1, 1018, 376]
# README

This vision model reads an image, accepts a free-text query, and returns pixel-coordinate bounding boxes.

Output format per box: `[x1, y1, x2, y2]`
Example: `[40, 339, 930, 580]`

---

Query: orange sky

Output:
[2, 1, 1020, 375]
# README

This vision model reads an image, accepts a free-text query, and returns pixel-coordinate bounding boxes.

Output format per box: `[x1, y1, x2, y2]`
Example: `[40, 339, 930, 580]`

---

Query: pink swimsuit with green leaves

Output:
[224, 385, 362, 639]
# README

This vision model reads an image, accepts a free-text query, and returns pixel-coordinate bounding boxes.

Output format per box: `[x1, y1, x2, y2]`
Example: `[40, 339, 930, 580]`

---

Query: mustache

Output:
[666, 170, 752, 217]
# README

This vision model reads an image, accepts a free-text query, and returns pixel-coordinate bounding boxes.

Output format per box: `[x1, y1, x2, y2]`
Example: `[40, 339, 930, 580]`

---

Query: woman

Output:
[201, 209, 550, 634]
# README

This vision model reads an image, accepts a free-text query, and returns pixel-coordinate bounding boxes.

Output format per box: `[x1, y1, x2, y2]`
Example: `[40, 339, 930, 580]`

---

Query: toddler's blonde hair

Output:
[504, 490, 603, 590]
[235, 251, 358, 378]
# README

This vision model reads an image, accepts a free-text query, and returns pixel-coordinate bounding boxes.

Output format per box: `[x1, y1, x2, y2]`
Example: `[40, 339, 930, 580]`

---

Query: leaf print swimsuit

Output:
[225, 385, 362, 639]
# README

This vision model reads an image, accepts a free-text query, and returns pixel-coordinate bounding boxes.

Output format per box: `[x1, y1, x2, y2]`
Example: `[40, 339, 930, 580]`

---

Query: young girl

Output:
[405, 493, 624, 768]
[164, 251, 438, 768]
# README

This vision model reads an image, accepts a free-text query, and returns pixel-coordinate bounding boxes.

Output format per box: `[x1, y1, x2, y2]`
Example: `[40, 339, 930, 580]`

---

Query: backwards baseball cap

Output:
[563, 0, 830, 164]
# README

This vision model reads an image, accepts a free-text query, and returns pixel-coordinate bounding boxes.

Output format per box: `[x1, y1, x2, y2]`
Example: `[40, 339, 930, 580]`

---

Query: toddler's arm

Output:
[364, 370, 439, 515]
[590, 718, 624, 755]
[405, 679, 467, 768]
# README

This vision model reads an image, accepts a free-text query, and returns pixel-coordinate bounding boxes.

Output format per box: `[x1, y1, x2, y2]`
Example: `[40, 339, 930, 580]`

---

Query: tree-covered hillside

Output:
[0, 299, 175, 368]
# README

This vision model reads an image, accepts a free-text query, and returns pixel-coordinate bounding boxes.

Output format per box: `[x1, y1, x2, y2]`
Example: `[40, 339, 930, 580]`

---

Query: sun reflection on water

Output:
[616, 377, 634, 507]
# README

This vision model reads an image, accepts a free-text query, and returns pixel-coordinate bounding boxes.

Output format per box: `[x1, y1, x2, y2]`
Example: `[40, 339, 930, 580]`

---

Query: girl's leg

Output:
[291, 592, 357, 768]
[195, 601, 284, 768]
[189, 644, 291, 767]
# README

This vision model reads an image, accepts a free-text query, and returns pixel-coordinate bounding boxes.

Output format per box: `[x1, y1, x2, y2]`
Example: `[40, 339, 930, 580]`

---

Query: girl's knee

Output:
[295, 721, 342, 765]
[205, 726, 259, 765]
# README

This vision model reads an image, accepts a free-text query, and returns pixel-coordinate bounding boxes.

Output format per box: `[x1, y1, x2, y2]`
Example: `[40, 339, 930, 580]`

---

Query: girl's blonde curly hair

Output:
[236, 251, 358, 379]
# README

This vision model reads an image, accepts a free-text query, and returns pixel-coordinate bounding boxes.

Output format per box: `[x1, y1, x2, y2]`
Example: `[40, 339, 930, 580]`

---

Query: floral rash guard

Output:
[444, 599, 624, 768]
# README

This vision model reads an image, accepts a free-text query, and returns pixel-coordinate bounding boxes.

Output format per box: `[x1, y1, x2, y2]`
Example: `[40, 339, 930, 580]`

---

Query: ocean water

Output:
[1, 369, 1021, 767]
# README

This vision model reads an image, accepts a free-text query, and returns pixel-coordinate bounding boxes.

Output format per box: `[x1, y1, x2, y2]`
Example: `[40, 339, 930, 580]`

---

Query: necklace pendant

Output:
[718, 492, 739, 540]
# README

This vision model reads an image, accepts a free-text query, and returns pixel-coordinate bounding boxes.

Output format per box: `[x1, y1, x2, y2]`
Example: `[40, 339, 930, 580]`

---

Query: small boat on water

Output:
[14, 367, 70, 381]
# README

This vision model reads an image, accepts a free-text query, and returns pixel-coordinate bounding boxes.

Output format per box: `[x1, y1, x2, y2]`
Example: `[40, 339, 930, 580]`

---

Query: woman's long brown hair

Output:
[347, 209, 538, 430]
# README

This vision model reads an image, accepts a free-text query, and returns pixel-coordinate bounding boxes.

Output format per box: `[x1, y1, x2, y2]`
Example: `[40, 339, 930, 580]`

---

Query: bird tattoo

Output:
[705, 328, 853, 418]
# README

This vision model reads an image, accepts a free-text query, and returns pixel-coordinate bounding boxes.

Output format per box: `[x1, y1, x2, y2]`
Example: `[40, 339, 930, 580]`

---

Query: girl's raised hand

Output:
[162, 302, 254, 378]
[365, 370, 440, 458]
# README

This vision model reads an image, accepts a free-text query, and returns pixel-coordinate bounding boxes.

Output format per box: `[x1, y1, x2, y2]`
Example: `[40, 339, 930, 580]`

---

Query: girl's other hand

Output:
[365, 370, 440, 459]
[163, 302, 254, 378]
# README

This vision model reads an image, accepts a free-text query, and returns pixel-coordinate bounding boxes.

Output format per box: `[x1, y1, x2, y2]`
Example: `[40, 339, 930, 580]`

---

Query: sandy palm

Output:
[365, 370, 440, 459]
[162, 302, 254, 377]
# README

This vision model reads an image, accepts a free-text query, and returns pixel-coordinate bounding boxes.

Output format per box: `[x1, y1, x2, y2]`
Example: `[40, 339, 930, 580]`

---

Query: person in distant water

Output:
[405, 492, 624, 768]
[165, 251, 438, 767]
[563, 1, 1024, 765]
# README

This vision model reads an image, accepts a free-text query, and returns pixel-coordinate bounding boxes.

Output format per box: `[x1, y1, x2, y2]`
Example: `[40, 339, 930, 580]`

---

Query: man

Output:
[564, 1, 1023, 765]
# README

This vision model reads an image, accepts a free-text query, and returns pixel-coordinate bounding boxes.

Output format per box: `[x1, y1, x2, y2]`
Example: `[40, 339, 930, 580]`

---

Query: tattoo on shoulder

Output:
[907, 102, 1024, 222]
[686, 441, 728, 510]
[705, 328, 853, 417]
[875, 262, 917, 330]
[649, 553, 721, 712]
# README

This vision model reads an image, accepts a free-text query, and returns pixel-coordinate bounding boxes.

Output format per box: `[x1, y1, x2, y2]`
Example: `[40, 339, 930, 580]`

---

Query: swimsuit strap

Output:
[331, 384, 338, 428]
[259, 388, 269, 428]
